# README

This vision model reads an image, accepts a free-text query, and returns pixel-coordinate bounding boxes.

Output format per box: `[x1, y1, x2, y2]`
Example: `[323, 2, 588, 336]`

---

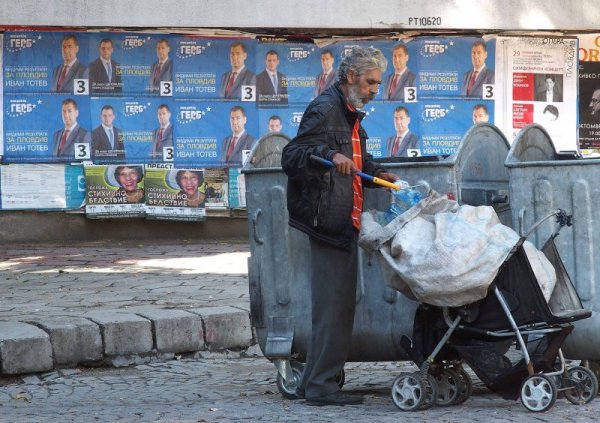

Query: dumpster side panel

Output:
[508, 164, 600, 358]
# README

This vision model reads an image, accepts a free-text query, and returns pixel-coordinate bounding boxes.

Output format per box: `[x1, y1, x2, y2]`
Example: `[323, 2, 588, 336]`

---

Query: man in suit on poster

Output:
[472, 103, 490, 124]
[53, 98, 91, 158]
[535, 75, 563, 102]
[51, 34, 88, 93]
[149, 39, 173, 94]
[151, 104, 173, 159]
[220, 41, 256, 100]
[222, 105, 256, 165]
[461, 39, 495, 98]
[89, 38, 122, 95]
[383, 43, 416, 101]
[386, 106, 419, 157]
[91, 105, 124, 161]
[314, 49, 337, 97]
[255, 50, 288, 105]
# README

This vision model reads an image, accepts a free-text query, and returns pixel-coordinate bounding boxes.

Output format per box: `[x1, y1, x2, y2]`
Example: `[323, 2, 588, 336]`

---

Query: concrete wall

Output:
[0, 0, 598, 31]
[0, 212, 249, 243]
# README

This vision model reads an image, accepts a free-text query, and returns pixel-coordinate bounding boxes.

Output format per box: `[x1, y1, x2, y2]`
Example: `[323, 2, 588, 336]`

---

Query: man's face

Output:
[590, 90, 600, 115]
[265, 53, 279, 72]
[544, 110, 558, 122]
[99, 41, 113, 61]
[393, 110, 410, 133]
[157, 107, 170, 127]
[179, 172, 199, 196]
[156, 41, 170, 62]
[321, 53, 334, 73]
[392, 47, 409, 72]
[472, 108, 489, 124]
[347, 68, 382, 109]
[230, 110, 246, 133]
[545, 78, 555, 91]
[101, 108, 115, 127]
[61, 38, 79, 63]
[230, 45, 247, 69]
[268, 119, 282, 133]
[117, 168, 139, 192]
[62, 102, 79, 127]
[471, 44, 487, 68]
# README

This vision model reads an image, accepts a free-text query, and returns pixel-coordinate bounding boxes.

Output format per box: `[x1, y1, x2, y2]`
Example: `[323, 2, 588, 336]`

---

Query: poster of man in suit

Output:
[91, 104, 125, 162]
[89, 38, 122, 96]
[255, 50, 288, 106]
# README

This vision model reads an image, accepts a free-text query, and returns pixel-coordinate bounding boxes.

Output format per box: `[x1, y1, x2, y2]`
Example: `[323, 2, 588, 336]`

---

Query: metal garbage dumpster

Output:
[505, 123, 600, 360]
[242, 124, 513, 397]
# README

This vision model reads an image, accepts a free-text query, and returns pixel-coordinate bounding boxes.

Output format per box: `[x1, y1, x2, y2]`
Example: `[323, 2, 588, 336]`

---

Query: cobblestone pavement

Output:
[0, 355, 597, 423]
[0, 239, 251, 320]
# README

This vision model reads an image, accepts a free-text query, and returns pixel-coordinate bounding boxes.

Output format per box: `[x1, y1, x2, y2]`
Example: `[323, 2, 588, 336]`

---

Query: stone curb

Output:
[0, 306, 256, 375]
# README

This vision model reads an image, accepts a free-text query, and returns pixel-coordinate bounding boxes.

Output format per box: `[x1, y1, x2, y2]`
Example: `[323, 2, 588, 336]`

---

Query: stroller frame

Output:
[391, 210, 598, 413]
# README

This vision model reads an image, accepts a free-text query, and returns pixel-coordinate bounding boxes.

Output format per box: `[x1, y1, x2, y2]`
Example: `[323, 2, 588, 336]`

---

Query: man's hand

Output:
[331, 153, 356, 176]
[376, 172, 399, 183]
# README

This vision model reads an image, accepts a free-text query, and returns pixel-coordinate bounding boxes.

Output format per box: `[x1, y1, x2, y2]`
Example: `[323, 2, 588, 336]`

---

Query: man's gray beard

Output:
[348, 83, 368, 109]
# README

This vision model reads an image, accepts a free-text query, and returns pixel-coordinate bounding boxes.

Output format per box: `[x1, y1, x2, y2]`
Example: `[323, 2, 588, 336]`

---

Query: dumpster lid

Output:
[506, 124, 582, 164]
[243, 133, 291, 173]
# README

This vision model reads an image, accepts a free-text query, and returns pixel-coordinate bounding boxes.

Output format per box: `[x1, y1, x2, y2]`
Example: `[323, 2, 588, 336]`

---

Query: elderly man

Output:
[282, 46, 398, 407]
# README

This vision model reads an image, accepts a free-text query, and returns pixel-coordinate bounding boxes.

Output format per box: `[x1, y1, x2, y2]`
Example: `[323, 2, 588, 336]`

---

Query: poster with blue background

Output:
[174, 101, 258, 168]
[174, 37, 256, 101]
[413, 36, 496, 100]
[4, 94, 92, 163]
[89, 97, 174, 164]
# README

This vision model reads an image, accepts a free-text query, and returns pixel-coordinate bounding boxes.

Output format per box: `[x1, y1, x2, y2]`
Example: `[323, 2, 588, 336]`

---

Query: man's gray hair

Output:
[337, 46, 388, 83]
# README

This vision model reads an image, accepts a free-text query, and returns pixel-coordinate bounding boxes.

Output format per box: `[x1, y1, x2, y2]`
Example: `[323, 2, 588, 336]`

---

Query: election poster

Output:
[3, 31, 92, 96]
[256, 106, 306, 139]
[0, 163, 85, 210]
[577, 34, 600, 155]
[174, 37, 256, 102]
[90, 98, 175, 164]
[144, 165, 206, 221]
[174, 101, 258, 167]
[84, 164, 145, 218]
[256, 39, 328, 107]
[494, 36, 578, 151]
[4, 94, 92, 163]
[410, 36, 497, 101]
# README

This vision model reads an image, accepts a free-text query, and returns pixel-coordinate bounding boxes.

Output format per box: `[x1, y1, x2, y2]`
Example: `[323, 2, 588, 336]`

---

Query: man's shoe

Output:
[306, 391, 363, 406]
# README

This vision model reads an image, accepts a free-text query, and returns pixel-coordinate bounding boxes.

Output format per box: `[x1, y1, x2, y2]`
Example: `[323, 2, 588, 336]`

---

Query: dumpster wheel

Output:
[276, 361, 304, 399]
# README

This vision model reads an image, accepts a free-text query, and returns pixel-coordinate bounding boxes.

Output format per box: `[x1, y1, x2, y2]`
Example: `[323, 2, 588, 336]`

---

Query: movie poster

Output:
[84, 164, 145, 218]
[145, 164, 206, 221]
[495, 36, 578, 151]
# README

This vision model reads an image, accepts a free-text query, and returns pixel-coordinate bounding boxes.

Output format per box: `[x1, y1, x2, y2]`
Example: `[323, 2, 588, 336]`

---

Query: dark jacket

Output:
[281, 82, 386, 249]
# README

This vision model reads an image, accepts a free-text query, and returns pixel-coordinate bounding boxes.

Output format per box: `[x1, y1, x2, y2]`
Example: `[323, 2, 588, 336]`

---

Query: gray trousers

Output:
[300, 233, 358, 399]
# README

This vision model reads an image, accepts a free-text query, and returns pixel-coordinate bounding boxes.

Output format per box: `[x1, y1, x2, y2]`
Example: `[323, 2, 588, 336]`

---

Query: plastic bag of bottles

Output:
[384, 179, 423, 223]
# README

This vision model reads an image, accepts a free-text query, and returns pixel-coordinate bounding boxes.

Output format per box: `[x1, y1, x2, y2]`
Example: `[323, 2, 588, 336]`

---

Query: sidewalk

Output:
[0, 239, 254, 375]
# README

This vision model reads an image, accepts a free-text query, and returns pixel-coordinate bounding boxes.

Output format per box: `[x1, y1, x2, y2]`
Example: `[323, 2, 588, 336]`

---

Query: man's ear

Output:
[346, 70, 356, 84]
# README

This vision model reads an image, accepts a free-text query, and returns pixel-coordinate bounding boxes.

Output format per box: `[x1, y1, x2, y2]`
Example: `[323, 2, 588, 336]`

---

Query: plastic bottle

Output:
[384, 180, 422, 223]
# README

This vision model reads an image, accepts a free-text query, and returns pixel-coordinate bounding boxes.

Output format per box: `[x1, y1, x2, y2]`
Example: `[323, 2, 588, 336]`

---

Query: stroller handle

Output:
[309, 154, 400, 191]
[519, 208, 572, 239]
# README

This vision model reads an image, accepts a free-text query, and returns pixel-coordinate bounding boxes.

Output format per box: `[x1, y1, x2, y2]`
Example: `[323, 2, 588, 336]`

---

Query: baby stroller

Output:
[362, 197, 598, 412]
[386, 208, 598, 412]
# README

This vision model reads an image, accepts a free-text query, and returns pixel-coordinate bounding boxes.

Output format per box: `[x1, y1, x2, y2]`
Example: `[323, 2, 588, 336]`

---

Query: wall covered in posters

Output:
[0, 29, 584, 216]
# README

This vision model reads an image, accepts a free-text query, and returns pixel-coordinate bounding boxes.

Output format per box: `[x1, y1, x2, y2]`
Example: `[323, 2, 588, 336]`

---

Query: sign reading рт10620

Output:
[408, 17, 442, 26]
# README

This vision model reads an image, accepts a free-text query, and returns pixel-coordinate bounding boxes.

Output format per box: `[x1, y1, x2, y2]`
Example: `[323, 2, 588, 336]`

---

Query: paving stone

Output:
[31, 317, 103, 365]
[84, 311, 153, 356]
[188, 306, 253, 349]
[135, 309, 204, 353]
[0, 322, 53, 375]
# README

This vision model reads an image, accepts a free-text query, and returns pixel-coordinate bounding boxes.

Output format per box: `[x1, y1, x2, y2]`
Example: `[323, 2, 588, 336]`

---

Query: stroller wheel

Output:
[564, 366, 599, 405]
[418, 374, 438, 410]
[433, 369, 461, 406]
[520, 374, 557, 412]
[454, 367, 473, 405]
[391, 372, 425, 411]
